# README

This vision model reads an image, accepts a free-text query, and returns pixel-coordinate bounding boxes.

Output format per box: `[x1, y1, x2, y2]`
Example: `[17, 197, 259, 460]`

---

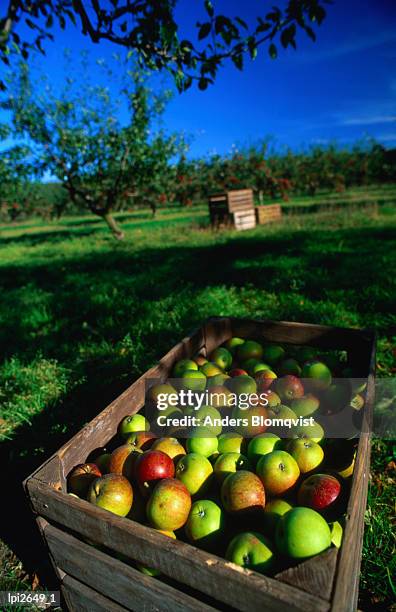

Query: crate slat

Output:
[46, 523, 216, 612]
[62, 575, 128, 612]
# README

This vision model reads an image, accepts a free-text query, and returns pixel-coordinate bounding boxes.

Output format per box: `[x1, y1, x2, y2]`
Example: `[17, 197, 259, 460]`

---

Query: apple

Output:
[223, 337, 245, 355]
[180, 369, 207, 392]
[87, 473, 133, 517]
[206, 374, 231, 388]
[237, 340, 264, 362]
[175, 453, 213, 496]
[146, 478, 191, 531]
[118, 413, 149, 438]
[255, 369, 277, 392]
[137, 529, 176, 576]
[276, 375, 304, 402]
[336, 456, 355, 479]
[125, 430, 157, 450]
[321, 382, 351, 414]
[262, 499, 293, 531]
[185, 499, 225, 550]
[275, 507, 331, 559]
[350, 394, 365, 410]
[213, 452, 251, 484]
[148, 383, 177, 406]
[210, 347, 233, 370]
[226, 532, 275, 574]
[233, 405, 268, 437]
[94, 453, 111, 474]
[266, 404, 298, 437]
[221, 470, 265, 515]
[296, 346, 317, 365]
[266, 390, 281, 407]
[207, 386, 233, 409]
[247, 433, 281, 467]
[256, 450, 300, 497]
[227, 375, 257, 395]
[200, 362, 223, 377]
[252, 362, 272, 375]
[302, 361, 332, 391]
[242, 358, 260, 375]
[68, 463, 102, 497]
[261, 345, 285, 366]
[278, 358, 302, 377]
[217, 432, 246, 455]
[290, 394, 320, 417]
[287, 438, 324, 474]
[108, 444, 142, 480]
[194, 354, 208, 367]
[329, 520, 343, 548]
[173, 359, 198, 377]
[151, 437, 186, 461]
[229, 368, 249, 377]
[297, 474, 342, 517]
[186, 436, 218, 458]
[291, 419, 324, 444]
[194, 405, 222, 435]
[135, 450, 175, 496]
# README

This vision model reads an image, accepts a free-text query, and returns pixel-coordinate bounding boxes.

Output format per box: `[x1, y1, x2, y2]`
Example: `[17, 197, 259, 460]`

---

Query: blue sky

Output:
[2, 0, 396, 158]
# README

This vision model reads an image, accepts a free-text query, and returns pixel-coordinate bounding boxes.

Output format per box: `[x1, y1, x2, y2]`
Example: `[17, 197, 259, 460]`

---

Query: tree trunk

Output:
[101, 211, 125, 240]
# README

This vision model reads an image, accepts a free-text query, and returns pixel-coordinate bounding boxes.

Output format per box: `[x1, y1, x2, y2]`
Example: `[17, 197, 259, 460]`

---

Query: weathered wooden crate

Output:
[256, 204, 282, 224]
[24, 317, 375, 612]
[209, 189, 255, 229]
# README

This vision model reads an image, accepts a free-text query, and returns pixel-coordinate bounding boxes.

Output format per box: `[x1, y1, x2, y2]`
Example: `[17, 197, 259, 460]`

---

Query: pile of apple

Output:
[67, 337, 365, 577]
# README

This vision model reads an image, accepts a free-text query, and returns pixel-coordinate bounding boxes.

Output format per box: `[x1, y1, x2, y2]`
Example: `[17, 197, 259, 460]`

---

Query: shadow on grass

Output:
[0, 218, 395, 596]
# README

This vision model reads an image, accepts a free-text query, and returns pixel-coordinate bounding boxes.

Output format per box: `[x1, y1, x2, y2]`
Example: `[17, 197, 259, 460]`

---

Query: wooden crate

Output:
[209, 190, 255, 229]
[256, 204, 282, 224]
[24, 317, 375, 612]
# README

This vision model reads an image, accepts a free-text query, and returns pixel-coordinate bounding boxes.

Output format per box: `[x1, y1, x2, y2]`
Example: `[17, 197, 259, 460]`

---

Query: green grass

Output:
[0, 198, 395, 608]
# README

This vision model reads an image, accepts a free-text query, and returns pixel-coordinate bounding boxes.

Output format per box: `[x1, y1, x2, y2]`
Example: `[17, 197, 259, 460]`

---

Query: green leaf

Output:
[235, 17, 248, 30]
[198, 77, 209, 90]
[204, 1, 214, 18]
[247, 37, 257, 60]
[231, 53, 243, 70]
[198, 22, 211, 40]
[269, 43, 277, 59]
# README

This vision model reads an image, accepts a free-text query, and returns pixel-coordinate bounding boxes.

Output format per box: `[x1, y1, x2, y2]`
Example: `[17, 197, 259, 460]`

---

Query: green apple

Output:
[210, 347, 233, 370]
[252, 362, 272, 375]
[223, 337, 245, 355]
[290, 394, 320, 417]
[146, 478, 191, 531]
[329, 520, 343, 548]
[217, 432, 246, 455]
[200, 362, 223, 377]
[175, 453, 213, 496]
[237, 340, 264, 362]
[87, 474, 133, 517]
[118, 413, 149, 437]
[296, 346, 317, 365]
[226, 532, 275, 574]
[302, 361, 332, 390]
[151, 437, 186, 461]
[291, 419, 325, 444]
[194, 405, 222, 435]
[185, 499, 225, 550]
[287, 438, 324, 474]
[261, 345, 285, 366]
[277, 358, 302, 377]
[263, 498, 293, 532]
[206, 374, 231, 389]
[266, 390, 281, 407]
[213, 452, 251, 484]
[207, 385, 233, 409]
[173, 359, 198, 377]
[233, 405, 268, 437]
[149, 383, 178, 407]
[247, 433, 281, 467]
[180, 369, 207, 392]
[186, 436, 218, 458]
[242, 358, 260, 375]
[266, 404, 298, 436]
[275, 507, 331, 559]
[227, 375, 257, 395]
[256, 450, 300, 497]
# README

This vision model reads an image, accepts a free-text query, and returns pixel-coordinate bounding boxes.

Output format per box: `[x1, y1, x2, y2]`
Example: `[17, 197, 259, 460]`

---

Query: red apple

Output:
[229, 368, 249, 378]
[147, 478, 192, 531]
[87, 473, 133, 517]
[221, 470, 265, 515]
[68, 463, 102, 498]
[297, 473, 342, 517]
[276, 375, 304, 402]
[135, 450, 175, 496]
[108, 444, 142, 480]
[255, 369, 277, 392]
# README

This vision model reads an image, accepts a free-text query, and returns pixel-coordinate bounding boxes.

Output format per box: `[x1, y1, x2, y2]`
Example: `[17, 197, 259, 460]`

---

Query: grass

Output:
[0, 193, 395, 609]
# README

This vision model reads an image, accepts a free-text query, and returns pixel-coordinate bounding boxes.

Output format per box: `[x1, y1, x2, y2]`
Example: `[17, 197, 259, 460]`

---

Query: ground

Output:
[0, 188, 395, 609]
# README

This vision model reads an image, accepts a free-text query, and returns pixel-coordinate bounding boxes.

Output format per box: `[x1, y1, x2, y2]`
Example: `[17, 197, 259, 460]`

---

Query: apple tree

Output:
[4, 56, 184, 238]
[0, 1, 330, 91]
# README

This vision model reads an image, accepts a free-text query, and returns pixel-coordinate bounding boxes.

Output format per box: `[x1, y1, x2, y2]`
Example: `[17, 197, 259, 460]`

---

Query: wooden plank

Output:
[62, 575, 128, 612]
[45, 523, 217, 612]
[276, 548, 338, 600]
[26, 480, 328, 612]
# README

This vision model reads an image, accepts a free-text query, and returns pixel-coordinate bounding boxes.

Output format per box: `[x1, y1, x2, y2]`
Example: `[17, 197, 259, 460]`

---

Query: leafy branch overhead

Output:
[0, 0, 331, 91]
